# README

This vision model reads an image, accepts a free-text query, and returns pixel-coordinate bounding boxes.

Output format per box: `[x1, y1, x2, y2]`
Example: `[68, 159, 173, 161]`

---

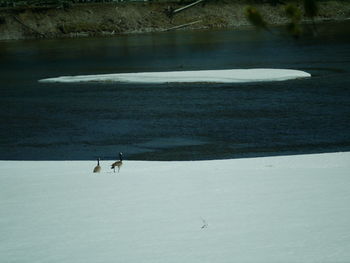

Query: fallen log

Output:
[173, 0, 205, 14]
[163, 20, 201, 32]
[165, 0, 205, 18]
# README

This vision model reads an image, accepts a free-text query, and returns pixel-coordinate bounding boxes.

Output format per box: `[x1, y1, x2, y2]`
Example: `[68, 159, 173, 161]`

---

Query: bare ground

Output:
[0, 1, 350, 40]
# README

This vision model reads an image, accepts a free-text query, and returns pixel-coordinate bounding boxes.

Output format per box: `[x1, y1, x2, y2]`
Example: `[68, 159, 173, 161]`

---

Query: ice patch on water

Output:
[39, 68, 311, 84]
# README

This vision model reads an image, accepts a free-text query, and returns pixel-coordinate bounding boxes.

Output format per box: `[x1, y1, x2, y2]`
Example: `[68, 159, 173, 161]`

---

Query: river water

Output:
[0, 22, 350, 160]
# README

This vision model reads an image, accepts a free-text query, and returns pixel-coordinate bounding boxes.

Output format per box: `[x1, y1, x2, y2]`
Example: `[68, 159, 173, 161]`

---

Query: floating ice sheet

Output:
[39, 68, 311, 84]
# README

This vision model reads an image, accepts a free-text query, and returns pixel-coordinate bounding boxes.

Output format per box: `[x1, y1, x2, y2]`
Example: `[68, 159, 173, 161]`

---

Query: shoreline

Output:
[0, 150, 348, 162]
[1, 1, 350, 41]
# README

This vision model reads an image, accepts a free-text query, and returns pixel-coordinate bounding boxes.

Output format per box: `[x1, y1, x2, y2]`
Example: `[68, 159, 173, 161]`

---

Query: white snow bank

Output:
[39, 68, 311, 84]
[1, 152, 349, 263]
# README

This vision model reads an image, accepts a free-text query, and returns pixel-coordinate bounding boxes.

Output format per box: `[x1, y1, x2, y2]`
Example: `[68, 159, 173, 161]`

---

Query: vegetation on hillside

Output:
[246, 0, 321, 37]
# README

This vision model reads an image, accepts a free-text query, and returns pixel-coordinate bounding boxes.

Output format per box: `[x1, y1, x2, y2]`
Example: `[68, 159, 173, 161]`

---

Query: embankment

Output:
[0, 1, 350, 40]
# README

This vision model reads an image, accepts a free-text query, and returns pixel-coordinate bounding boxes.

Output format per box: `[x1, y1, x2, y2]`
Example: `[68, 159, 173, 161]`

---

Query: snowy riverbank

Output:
[1, 152, 350, 262]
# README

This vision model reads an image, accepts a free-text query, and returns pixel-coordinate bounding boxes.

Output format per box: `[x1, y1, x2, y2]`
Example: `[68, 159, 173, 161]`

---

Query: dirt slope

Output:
[0, 1, 349, 40]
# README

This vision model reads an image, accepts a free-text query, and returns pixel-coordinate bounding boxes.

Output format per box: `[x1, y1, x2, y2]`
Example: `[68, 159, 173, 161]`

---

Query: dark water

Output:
[1, 22, 350, 160]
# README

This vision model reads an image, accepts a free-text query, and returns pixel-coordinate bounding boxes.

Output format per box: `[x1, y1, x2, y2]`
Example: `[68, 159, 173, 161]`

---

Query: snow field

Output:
[0, 152, 349, 263]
